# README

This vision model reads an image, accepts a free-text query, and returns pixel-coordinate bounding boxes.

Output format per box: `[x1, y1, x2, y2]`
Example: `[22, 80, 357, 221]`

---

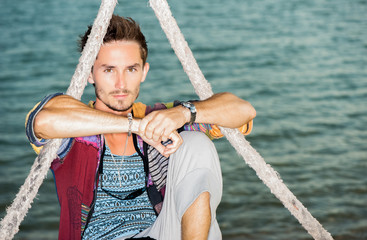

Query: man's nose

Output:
[115, 72, 126, 89]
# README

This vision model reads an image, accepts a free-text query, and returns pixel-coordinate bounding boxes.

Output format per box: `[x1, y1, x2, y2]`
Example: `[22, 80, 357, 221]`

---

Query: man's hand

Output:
[140, 131, 183, 158]
[133, 114, 185, 157]
[139, 107, 189, 142]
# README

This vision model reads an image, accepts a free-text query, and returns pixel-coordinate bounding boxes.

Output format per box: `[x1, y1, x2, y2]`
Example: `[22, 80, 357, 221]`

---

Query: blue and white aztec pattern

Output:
[82, 148, 156, 240]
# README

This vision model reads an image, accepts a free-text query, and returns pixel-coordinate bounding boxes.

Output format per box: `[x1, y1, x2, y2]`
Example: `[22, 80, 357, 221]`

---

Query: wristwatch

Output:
[180, 101, 197, 124]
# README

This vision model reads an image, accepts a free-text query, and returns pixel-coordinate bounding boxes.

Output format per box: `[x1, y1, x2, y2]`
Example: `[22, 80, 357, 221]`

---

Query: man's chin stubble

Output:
[106, 103, 133, 112]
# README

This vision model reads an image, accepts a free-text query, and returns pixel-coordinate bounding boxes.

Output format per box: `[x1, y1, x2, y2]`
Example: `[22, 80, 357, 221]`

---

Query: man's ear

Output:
[141, 62, 150, 83]
[88, 72, 95, 84]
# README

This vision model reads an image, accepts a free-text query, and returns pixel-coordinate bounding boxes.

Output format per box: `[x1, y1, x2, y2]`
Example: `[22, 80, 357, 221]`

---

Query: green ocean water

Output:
[0, 0, 366, 239]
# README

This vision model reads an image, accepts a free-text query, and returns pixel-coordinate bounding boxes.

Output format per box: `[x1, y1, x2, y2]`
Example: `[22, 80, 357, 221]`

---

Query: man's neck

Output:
[94, 99, 136, 155]
[104, 133, 136, 156]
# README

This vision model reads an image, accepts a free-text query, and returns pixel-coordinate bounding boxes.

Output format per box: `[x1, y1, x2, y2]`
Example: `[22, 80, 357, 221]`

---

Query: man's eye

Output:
[127, 67, 137, 73]
[104, 68, 113, 73]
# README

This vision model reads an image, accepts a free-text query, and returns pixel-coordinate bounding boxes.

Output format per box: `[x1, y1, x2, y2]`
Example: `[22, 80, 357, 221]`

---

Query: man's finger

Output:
[152, 126, 165, 142]
[164, 132, 182, 155]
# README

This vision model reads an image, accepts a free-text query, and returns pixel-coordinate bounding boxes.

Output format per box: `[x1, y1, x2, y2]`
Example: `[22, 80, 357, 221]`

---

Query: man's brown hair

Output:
[79, 15, 148, 64]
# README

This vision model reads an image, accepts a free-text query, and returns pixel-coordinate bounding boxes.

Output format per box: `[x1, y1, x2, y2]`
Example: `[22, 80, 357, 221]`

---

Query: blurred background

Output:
[0, 0, 366, 239]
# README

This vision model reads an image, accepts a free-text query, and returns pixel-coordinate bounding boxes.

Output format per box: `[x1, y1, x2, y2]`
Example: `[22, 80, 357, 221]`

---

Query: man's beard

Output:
[95, 88, 139, 112]
[105, 101, 134, 112]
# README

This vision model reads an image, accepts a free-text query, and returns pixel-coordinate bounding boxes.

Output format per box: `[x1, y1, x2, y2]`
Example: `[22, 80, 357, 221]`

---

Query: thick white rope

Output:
[0, 1, 117, 239]
[149, 0, 334, 239]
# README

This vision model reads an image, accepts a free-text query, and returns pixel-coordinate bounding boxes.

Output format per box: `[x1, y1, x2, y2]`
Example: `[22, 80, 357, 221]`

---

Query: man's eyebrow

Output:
[127, 63, 142, 68]
[100, 64, 116, 68]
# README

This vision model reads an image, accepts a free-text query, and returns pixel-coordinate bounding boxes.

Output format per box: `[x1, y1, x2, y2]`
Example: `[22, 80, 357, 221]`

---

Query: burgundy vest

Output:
[51, 136, 102, 239]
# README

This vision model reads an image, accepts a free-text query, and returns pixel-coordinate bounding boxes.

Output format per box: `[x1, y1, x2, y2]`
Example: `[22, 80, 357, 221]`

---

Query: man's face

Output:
[89, 40, 149, 114]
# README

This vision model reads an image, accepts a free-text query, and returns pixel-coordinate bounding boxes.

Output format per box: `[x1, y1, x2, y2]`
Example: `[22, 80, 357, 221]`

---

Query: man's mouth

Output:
[112, 94, 128, 99]
[111, 90, 129, 99]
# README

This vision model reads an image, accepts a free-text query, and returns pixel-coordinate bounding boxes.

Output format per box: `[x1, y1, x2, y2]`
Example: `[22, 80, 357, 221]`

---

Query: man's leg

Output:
[135, 131, 223, 240]
[182, 191, 211, 240]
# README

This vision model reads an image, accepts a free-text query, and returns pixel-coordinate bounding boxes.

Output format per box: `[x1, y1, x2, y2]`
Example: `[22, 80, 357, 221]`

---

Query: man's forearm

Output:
[34, 95, 138, 139]
[192, 92, 256, 128]
[32, 94, 182, 157]
[140, 92, 256, 142]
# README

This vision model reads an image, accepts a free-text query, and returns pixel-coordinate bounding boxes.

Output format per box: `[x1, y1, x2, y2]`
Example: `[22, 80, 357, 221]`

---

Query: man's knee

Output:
[178, 131, 218, 162]
[180, 131, 215, 149]
[169, 131, 222, 179]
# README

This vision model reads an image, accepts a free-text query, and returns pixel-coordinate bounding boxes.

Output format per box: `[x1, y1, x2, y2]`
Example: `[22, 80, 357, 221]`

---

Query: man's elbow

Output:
[34, 110, 54, 140]
[241, 101, 256, 124]
[249, 105, 256, 120]
[227, 92, 256, 120]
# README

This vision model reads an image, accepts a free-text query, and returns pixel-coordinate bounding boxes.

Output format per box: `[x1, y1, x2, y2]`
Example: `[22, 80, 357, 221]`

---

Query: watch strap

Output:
[180, 101, 197, 124]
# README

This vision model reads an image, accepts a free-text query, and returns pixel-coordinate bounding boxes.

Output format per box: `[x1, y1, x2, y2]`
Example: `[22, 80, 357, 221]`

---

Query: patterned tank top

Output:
[82, 146, 157, 240]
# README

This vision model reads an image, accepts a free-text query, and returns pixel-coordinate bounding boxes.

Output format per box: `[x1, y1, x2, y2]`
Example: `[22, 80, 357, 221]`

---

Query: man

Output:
[26, 15, 256, 240]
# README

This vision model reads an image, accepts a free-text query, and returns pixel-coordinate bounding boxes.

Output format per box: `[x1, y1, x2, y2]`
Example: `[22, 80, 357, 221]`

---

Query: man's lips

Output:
[112, 93, 128, 99]
[113, 94, 127, 98]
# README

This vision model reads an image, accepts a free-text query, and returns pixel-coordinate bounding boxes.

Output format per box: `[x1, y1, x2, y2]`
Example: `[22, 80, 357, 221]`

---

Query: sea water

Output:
[0, 0, 366, 239]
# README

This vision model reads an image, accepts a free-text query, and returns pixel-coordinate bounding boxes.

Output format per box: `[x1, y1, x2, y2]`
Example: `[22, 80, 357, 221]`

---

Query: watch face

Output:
[181, 101, 197, 123]
[182, 102, 190, 108]
[182, 102, 195, 112]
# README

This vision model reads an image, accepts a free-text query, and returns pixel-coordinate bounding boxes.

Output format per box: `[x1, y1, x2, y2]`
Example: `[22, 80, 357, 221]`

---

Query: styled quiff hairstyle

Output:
[79, 15, 148, 64]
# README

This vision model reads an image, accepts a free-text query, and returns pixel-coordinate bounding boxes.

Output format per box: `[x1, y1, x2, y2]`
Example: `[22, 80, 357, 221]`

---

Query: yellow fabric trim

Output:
[31, 143, 43, 155]
[88, 100, 95, 108]
[208, 119, 254, 139]
[132, 102, 147, 118]
[25, 101, 44, 155]
[240, 119, 253, 135]
[164, 102, 174, 109]
[25, 102, 41, 128]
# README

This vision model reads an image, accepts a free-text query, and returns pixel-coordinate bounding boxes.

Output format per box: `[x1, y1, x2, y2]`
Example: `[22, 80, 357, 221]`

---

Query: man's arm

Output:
[34, 95, 135, 139]
[139, 92, 256, 142]
[192, 92, 256, 127]
[32, 94, 181, 156]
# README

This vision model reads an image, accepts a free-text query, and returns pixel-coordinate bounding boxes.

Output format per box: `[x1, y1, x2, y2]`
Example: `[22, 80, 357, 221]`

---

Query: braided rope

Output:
[149, 0, 334, 239]
[0, 1, 117, 239]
